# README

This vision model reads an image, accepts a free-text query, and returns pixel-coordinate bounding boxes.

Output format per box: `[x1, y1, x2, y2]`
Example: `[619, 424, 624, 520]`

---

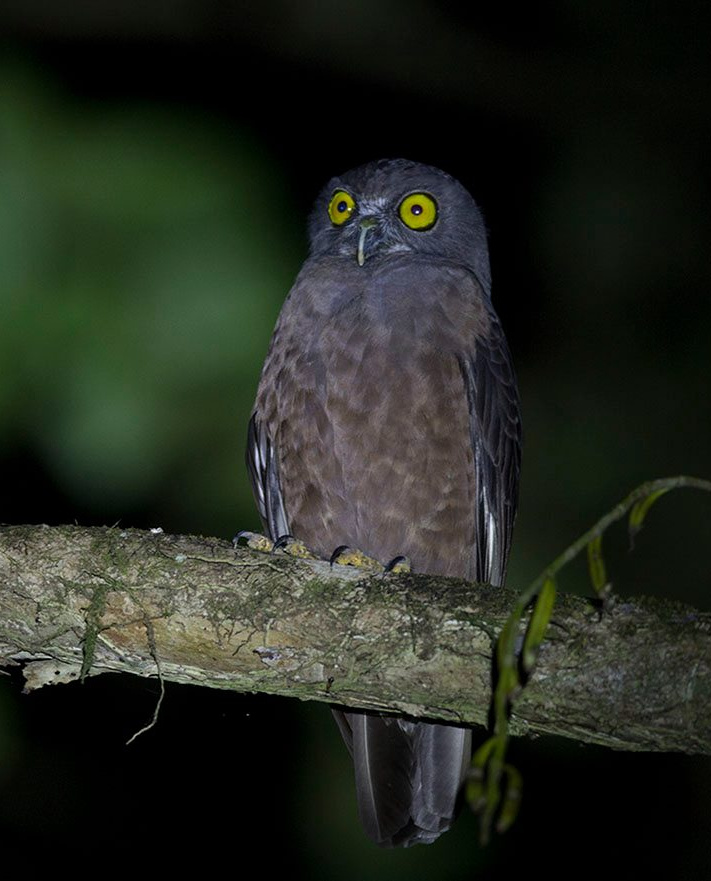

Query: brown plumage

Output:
[247, 159, 521, 846]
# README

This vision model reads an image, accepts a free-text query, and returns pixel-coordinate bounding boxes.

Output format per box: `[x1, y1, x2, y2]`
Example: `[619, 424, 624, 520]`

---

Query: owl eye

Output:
[328, 190, 356, 225]
[398, 192, 438, 230]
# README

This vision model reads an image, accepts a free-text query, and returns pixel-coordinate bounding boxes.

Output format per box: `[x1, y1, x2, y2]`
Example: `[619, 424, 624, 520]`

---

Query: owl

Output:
[246, 158, 521, 846]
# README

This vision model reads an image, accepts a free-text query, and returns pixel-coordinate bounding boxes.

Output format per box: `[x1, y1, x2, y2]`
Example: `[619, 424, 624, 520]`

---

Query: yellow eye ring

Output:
[328, 190, 356, 225]
[399, 192, 438, 230]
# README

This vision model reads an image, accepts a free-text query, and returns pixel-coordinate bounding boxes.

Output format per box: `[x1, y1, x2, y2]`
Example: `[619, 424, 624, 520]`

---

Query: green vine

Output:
[468, 474, 711, 844]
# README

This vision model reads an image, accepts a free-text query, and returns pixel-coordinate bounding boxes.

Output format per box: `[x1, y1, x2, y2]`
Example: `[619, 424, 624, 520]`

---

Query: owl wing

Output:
[246, 413, 289, 541]
[457, 305, 522, 587]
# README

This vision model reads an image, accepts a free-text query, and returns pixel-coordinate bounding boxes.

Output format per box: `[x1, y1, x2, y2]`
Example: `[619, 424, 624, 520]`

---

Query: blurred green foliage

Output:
[0, 63, 299, 535]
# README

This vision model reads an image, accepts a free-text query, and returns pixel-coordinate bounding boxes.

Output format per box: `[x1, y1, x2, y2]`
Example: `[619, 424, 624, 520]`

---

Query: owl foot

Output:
[233, 530, 274, 553]
[233, 531, 318, 560]
[329, 545, 411, 575]
[329, 545, 383, 572]
[384, 554, 412, 574]
[273, 534, 319, 559]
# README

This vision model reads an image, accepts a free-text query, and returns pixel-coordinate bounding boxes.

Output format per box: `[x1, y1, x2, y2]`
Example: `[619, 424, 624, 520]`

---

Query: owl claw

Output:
[384, 555, 411, 574]
[329, 545, 385, 573]
[273, 534, 318, 560]
[233, 531, 317, 559]
[272, 533, 294, 552]
[329, 545, 351, 567]
[328, 546, 412, 574]
[233, 530, 274, 553]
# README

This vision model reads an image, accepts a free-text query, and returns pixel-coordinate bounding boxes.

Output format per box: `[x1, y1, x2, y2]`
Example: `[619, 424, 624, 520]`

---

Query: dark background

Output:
[1, 3, 710, 877]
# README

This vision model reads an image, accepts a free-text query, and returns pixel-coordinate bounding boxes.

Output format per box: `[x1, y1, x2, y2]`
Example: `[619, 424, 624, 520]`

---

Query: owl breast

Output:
[256, 257, 480, 579]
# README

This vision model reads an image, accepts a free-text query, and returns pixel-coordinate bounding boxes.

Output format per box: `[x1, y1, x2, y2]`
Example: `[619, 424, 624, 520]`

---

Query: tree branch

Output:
[1, 524, 709, 754]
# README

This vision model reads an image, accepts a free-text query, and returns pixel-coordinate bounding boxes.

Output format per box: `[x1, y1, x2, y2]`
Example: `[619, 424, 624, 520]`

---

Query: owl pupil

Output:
[337, 200, 348, 213]
[410, 204, 423, 216]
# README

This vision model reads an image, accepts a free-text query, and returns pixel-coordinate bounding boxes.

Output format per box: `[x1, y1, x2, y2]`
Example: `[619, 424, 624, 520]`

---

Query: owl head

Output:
[307, 158, 491, 294]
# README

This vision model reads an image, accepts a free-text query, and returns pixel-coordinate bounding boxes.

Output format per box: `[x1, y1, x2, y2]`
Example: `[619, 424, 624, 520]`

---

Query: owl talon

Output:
[384, 555, 412, 574]
[329, 545, 385, 573]
[273, 533, 294, 552]
[233, 531, 275, 553]
[329, 545, 350, 566]
[233, 531, 318, 560]
[273, 534, 318, 560]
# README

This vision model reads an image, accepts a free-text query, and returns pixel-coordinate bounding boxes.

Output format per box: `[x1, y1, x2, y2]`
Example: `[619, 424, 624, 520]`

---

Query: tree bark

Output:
[0, 523, 709, 754]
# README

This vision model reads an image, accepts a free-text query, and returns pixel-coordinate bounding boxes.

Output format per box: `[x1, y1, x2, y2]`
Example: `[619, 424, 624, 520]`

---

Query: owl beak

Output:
[357, 217, 378, 267]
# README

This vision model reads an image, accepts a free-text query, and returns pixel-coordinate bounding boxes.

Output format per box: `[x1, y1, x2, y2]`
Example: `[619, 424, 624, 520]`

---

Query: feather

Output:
[457, 311, 522, 587]
[332, 711, 470, 847]
[246, 414, 289, 541]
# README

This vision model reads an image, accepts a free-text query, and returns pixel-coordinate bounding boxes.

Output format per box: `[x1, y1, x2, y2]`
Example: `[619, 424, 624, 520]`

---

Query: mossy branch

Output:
[0, 520, 709, 757]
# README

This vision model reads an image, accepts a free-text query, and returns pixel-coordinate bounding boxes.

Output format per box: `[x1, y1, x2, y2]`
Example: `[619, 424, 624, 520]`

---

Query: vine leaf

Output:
[522, 576, 556, 673]
[466, 736, 498, 813]
[587, 535, 608, 597]
[628, 488, 670, 547]
[497, 763, 523, 833]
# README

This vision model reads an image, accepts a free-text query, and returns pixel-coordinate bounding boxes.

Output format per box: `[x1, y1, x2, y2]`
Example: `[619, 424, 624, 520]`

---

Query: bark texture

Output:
[0, 523, 709, 754]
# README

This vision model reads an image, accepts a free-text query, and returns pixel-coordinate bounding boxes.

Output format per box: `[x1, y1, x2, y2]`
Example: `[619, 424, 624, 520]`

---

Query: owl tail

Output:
[333, 709, 472, 847]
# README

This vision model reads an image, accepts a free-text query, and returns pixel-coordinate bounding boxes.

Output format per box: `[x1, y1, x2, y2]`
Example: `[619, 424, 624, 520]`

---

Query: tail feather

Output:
[333, 710, 471, 847]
